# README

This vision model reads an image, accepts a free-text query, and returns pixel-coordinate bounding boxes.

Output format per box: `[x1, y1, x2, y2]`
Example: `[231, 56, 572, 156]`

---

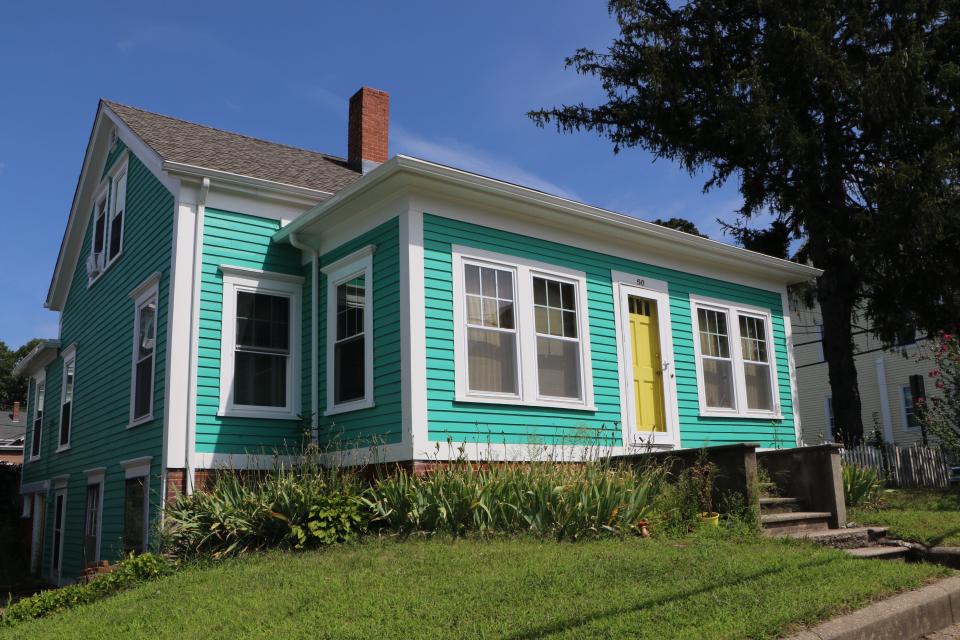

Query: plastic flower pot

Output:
[699, 512, 720, 526]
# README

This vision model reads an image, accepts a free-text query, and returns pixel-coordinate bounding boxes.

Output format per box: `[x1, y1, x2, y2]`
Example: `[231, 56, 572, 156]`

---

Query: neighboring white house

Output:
[791, 301, 935, 446]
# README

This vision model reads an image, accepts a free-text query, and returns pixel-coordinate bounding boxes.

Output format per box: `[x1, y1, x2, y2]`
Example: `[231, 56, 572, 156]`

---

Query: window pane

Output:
[336, 277, 365, 341]
[744, 362, 773, 411]
[109, 211, 123, 259]
[234, 352, 286, 406]
[536, 337, 581, 399]
[498, 301, 514, 330]
[480, 267, 496, 298]
[534, 277, 579, 339]
[562, 311, 578, 339]
[84, 484, 100, 566]
[467, 328, 517, 394]
[534, 306, 548, 333]
[533, 277, 547, 305]
[698, 308, 729, 358]
[123, 477, 146, 555]
[702, 358, 735, 409]
[739, 315, 768, 363]
[138, 304, 156, 360]
[466, 295, 482, 325]
[134, 356, 154, 418]
[334, 335, 365, 404]
[93, 205, 106, 254]
[481, 297, 499, 327]
[464, 266, 513, 331]
[497, 270, 514, 300]
[464, 264, 481, 295]
[237, 292, 290, 352]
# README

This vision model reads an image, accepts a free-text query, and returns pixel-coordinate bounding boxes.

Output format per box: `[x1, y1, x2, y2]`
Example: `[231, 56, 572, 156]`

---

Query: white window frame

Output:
[29, 371, 45, 462]
[451, 245, 595, 411]
[824, 396, 835, 439]
[84, 468, 105, 566]
[57, 345, 76, 453]
[690, 295, 781, 419]
[900, 384, 919, 430]
[322, 246, 375, 416]
[87, 155, 128, 286]
[106, 158, 128, 267]
[128, 273, 160, 427]
[218, 265, 303, 420]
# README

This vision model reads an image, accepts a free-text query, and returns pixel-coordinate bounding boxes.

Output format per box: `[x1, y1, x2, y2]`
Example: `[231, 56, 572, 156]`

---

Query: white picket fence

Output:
[840, 444, 956, 489]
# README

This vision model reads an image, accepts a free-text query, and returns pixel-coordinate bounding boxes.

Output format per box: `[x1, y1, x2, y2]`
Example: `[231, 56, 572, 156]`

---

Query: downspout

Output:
[184, 177, 210, 492]
[288, 231, 319, 445]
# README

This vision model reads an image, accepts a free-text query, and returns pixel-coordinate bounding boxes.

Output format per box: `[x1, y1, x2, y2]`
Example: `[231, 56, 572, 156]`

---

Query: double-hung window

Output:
[690, 296, 780, 418]
[87, 157, 127, 285]
[30, 373, 45, 460]
[219, 266, 302, 419]
[59, 346, 76, 451]
[129, 274, 159, 426]
[323, 246, 375, 415]
[452, 246, 594, 410]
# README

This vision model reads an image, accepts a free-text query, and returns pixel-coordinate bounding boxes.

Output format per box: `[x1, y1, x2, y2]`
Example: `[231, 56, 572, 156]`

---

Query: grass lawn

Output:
[1, 533, 948, 640]
[852, 488, 960, 547]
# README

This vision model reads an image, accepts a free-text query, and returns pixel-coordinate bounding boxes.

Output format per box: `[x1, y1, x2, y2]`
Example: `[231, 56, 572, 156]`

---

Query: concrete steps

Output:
[844, 545, 910, 561]
[785, 526, 888, 549]
[759, 497, 803, 514]
[761, 511, 833, 534]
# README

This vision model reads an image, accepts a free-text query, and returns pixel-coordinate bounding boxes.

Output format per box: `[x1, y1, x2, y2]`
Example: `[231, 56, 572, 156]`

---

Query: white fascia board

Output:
[12, 340, 61, 377]
[163, 162, 334, 204]
[275, 155, 821, 285]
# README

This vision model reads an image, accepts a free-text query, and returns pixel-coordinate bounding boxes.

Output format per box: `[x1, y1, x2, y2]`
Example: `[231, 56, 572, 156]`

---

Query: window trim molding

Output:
[217, 267, 302, 420]
[128, 273, 161, 428]
[689, 294, 782, 420]
[57, 344, 77, 453]
[900, 384, 919, 431]
[322, 246, 376, 416]
[84, 468, 105, 566]
[52, 486, 67, 583]
[87, 182, 110, 287]
[87, 154, 129, 286]
[29, 371, 45, 462]
[451, 245, 595, 411]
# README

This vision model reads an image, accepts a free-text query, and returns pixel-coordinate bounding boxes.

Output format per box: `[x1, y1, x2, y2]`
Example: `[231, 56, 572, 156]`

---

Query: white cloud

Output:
[291, 84, 346, 117]
[393, 126, 581, 201]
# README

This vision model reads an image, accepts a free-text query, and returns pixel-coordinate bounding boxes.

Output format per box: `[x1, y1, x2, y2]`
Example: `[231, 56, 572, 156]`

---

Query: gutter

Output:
[12, 340, 61, 377]
[162, 161, 335, 203]
[288, 232, 319, 445]
[275, 155, 822, 283]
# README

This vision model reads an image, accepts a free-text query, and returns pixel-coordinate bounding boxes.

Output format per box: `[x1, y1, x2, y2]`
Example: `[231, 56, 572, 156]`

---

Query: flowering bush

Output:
[919, 331, 960, 454]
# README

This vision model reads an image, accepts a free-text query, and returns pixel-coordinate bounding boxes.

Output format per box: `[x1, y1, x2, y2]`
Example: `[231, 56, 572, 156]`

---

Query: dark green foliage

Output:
[0, 465, 26, 587]
[160, 465, 367, 559]
[0, 339, 40, 409]
[2, 553, 172, 626]
[651, 217, 707, 237]
[531, 1, 960, 442]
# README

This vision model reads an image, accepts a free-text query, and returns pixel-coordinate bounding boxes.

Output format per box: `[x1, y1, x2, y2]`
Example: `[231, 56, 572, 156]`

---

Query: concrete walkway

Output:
[926, 624, 960, 640]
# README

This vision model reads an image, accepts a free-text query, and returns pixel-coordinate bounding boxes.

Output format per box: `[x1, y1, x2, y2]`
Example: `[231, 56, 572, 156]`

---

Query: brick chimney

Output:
[348, 87, 389, 174]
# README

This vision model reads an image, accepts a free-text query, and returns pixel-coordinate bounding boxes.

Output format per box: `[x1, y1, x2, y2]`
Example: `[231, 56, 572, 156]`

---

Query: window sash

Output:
[132, 300, 157, 421]
[60, 356, 75, 447]
[532, 275, 582, 400]
[123, 477, 146, 555]
[233, 291, 291, 408]
[108, 170, 126, 261]
[463, 262, 520, 397]
[31, 380, 44, 458]
[324, 249, 375, 415]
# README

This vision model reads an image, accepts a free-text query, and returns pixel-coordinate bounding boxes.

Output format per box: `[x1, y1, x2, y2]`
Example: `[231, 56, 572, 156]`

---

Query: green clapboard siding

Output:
[317, 217, 402, 447]
[196, 208, 310, 454]
[423, 213, 796, 449]
[21, 146, 173, 578]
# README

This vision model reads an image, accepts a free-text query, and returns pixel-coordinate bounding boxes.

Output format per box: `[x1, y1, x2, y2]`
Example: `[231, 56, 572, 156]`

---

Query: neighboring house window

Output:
[901, 385, 919, 429]
[815, 318, 824, 362]
[59, 347, 76, 450]
[123, 476, 147, 555]
[825, 396, 835, 439]
[323, 246, 375, 415]
[218, 266, 302, 419]
[690, 296, 780, 418]
[30, 373, 45, 460]
[108, 163, 127, 263]
[129, 276, 159, 425]
[451, 246, 594, 410]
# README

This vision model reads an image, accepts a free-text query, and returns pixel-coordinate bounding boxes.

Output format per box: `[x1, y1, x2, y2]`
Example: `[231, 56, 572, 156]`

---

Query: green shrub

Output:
[843, 464, 881, 508]
[2, 553, 172, 626]
[362, 460, 666, 540]
[161, 464, 367, 559]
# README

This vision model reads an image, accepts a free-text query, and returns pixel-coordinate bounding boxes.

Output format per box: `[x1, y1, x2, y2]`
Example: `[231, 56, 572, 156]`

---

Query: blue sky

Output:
[0, 0, 749, 348]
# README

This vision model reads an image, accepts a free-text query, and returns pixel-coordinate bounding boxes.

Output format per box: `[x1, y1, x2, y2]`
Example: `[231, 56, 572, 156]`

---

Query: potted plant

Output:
[692, 460, 720, 526]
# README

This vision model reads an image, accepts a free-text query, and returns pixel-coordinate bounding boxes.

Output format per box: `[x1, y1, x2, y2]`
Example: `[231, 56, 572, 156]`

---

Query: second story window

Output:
[87, 157, 128, 285]
[30, 373, 45, 460]
[129, 274, 159, 426]
[59, 347, 76, 451]
[108, 165, 126, 263]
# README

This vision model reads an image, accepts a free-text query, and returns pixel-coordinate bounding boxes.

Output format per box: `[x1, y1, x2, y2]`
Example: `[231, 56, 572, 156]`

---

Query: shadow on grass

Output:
[928, 527, 960, 547]
[504, 557, 835, 640]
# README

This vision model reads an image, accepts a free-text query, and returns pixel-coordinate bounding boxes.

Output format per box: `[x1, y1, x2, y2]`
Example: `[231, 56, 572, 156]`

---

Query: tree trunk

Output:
[813, 252, 865, 444]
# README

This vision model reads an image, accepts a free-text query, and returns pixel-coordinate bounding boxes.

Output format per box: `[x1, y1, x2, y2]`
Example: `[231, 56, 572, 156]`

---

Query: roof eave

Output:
[277, 155, 822, 284]
[12, 340, 61, 377]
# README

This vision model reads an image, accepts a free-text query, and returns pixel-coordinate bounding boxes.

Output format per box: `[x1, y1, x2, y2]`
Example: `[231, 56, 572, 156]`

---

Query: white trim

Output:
[875, 358, 895, 443]
[899, 384, 919, 431]
[162, 161, 335, 201]
[402, 207, 427, 459]
[58, 345, 77, 451]
[21, 479, 50, 494]
[83, 472, 104, 566]
[288, 233, 319, 441]
[185, 178, 209, 493]
[781, 289, 802, 446]
[120, 456, 152, 478]
[84, 467, 106, 482]
[689, 295, 782, 420]
[86, 182, 110, 286]
[218, 268, 302, 420]
[129, 274, 160, 427]
[323, 246, 375, 416]
[219, 264, 304, 285]
[450, 245, 595, 411]
[28, 371, 46, 462]
[610, 272, 681, 448]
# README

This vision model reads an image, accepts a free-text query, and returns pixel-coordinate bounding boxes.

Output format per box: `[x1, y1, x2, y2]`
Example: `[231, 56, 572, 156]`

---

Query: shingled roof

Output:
[103, 100, 362, 194]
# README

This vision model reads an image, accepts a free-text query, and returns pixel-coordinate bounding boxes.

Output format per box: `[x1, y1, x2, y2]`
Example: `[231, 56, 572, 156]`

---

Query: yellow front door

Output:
[628, 296, 666, 433]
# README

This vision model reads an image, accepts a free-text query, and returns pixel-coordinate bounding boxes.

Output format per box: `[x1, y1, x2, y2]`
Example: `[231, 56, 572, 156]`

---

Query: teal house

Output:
[16, 87, 819, 584]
